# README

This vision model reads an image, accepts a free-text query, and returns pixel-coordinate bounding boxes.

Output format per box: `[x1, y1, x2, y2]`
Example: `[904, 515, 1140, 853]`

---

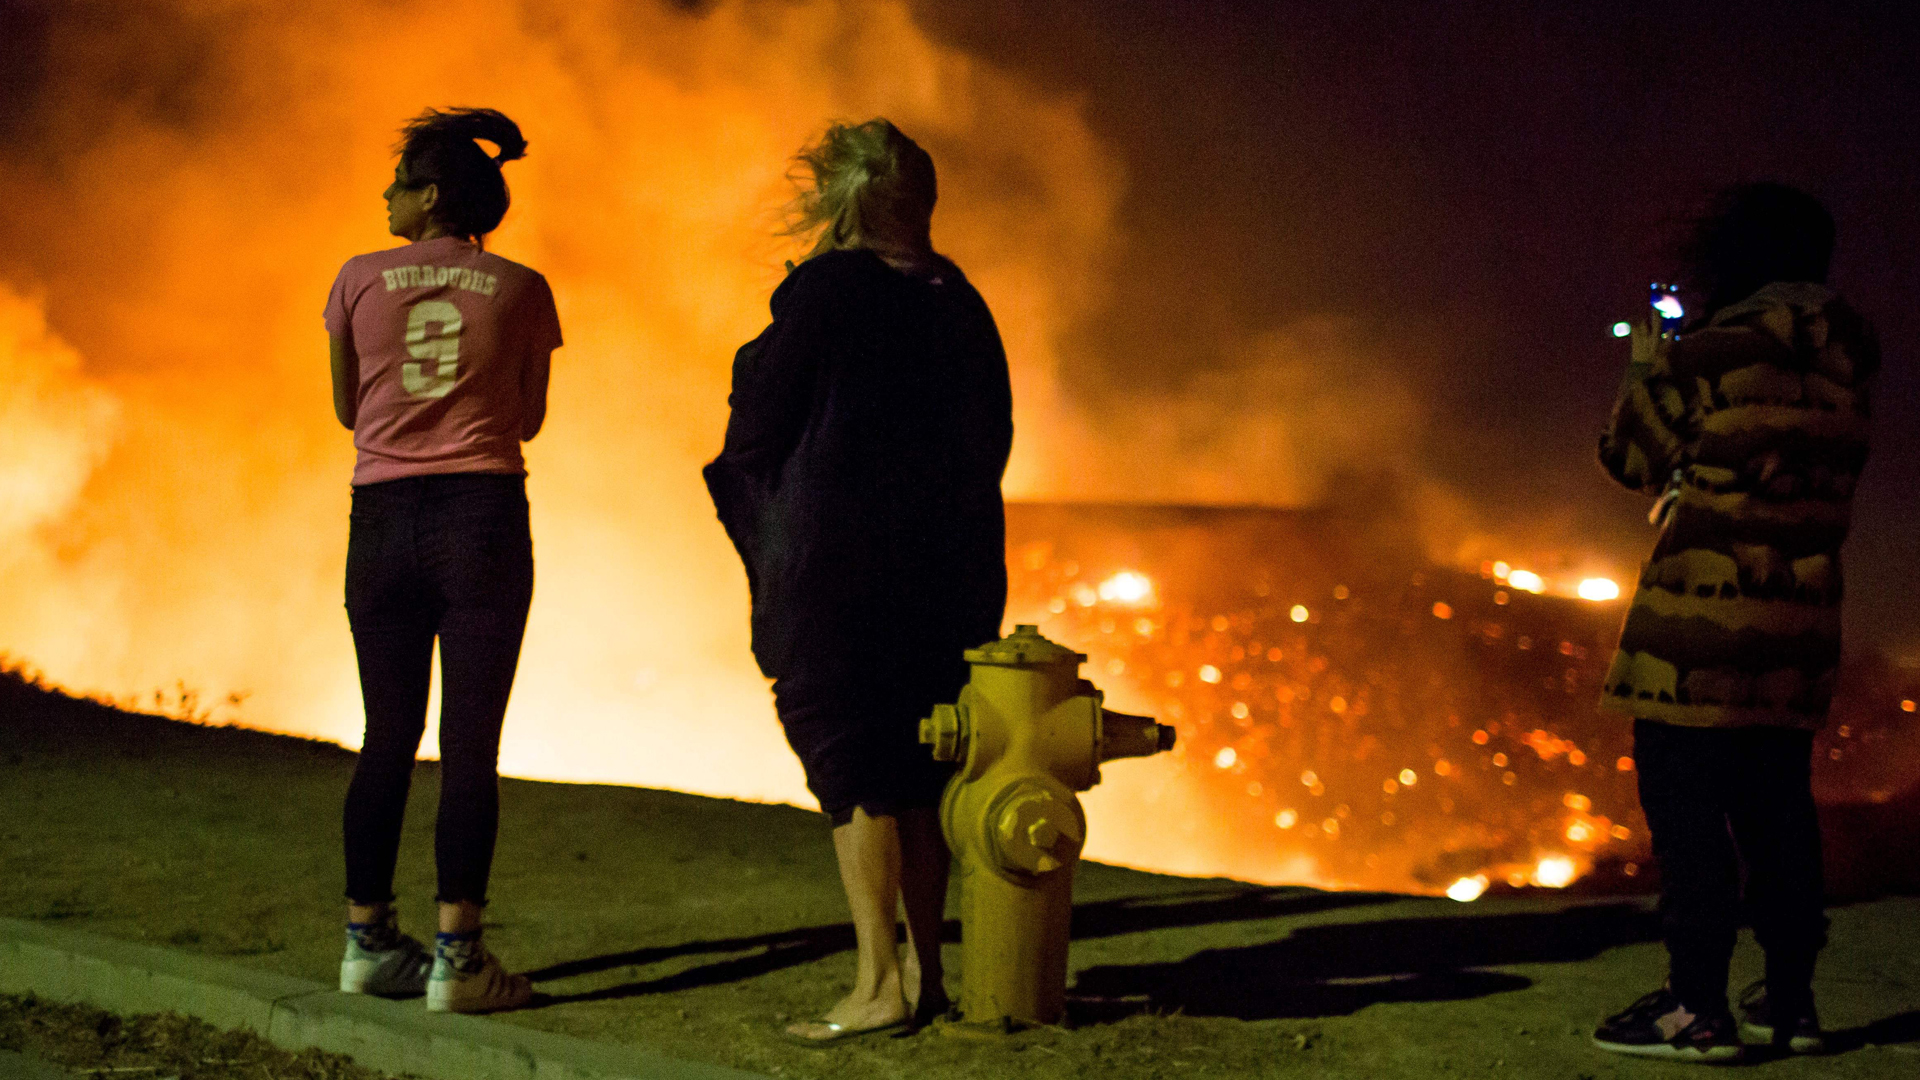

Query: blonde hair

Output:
[786, 119, 937, 260]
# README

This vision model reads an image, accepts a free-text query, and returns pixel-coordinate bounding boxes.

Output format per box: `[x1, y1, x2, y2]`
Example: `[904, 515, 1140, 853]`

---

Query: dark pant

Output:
[1633, 719, 1826, 1017]
[773, 656, 966, 826]
[341, 474, 534, 906]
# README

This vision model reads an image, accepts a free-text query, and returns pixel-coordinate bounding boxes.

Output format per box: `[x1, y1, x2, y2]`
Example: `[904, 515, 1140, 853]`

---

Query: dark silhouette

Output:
[1593, 182, 1877, 1059]
[704, 118, 1011, 1040]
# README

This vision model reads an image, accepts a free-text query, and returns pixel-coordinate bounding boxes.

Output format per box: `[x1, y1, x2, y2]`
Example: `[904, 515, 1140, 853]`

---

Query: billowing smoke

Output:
[1014, 317, 1425, 508]
[0, 286, 119, 541]
[0, 0, 1454, 882]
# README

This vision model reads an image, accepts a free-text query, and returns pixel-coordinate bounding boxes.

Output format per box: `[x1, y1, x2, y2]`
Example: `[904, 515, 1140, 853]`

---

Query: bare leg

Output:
[896, 807, 950, 1019]
[785, 807, 909, 1040]
[439, 900, 484, 934]
[347, 902, 390, 925]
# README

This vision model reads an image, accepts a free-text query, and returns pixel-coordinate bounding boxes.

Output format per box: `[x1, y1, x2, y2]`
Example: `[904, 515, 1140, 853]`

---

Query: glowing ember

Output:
[1446, 875, 1489, 902]
[1097, 570, 1155, 605]
[1003, 512, 1662, 892]
[997, 503, 1918, 893]
[1534, 856, 1577, 888]
[1507, 569, 1546, 594]
[1432, 602, 1453, 619]
[1577, 577, 1621, 601]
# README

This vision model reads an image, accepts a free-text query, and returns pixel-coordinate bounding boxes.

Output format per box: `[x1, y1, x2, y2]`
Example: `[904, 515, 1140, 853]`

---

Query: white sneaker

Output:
[339, 911, 432, 996]
[426, 937, 532, 1014]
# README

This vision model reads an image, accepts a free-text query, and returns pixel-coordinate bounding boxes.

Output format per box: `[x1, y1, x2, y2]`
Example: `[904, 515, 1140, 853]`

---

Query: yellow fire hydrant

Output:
[920, 624, 1175, 1030]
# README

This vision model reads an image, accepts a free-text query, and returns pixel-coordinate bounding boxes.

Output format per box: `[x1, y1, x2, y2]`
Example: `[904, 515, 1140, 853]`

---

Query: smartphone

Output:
[1650, 282, 1685, 334]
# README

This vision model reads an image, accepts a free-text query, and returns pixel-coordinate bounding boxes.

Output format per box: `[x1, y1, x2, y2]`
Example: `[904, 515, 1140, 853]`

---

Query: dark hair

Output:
[395, 108, 528, 240]
[1681, 182, 1834, 311]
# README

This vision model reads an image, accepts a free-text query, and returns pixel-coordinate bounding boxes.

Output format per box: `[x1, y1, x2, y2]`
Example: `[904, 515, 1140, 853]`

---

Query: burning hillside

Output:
[1006, 502, 1920, 897]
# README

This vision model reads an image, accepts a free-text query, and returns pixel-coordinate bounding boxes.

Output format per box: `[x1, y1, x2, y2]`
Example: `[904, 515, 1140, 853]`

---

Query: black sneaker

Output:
[1737, 979, 1827, 1055]
[1593, 988, 1744, 1063]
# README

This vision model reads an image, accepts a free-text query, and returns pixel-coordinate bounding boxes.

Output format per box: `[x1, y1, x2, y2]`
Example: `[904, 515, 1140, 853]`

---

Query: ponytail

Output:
[395, 107, 528, 241]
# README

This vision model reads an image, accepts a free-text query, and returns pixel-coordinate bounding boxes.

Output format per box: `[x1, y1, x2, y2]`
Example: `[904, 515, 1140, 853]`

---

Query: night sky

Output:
[2, 0, 1916, 654]
[909, 0, 1920, 655]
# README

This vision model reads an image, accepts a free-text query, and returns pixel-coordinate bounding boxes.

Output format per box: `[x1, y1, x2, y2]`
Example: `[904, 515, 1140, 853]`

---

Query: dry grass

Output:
[0, 992, 407, 1080]
[4, 669, 1917, 1079]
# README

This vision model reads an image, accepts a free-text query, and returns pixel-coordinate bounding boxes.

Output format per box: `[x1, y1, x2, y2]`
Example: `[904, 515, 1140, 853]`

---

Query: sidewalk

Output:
[0, 918, 759, 1080]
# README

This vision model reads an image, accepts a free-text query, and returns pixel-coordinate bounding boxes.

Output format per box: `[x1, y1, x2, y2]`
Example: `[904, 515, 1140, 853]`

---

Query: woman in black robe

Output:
[704, 119, 1011, 1042]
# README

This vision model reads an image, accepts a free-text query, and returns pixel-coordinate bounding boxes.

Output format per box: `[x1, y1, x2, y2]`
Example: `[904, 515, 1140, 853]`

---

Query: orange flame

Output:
[0, 0, 1118, 805]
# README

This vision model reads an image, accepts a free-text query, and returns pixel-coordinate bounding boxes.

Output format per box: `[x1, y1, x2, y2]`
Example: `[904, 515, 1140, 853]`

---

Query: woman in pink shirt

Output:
[324, 108, 561, 1014]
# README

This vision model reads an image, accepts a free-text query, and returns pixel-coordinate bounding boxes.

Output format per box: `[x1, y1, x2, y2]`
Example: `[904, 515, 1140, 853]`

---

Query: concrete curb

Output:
[0, 918, 767, 1080]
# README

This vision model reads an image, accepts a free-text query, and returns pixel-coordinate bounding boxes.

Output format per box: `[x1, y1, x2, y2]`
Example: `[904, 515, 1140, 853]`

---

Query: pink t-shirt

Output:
[324, 236, 563, 485]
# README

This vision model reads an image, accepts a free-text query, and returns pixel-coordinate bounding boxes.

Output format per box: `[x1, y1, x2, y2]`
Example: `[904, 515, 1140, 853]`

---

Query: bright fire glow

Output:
[1097, 570, 1155, 605]
[0, 0, 1126, 811]
[1213, 747, 1238, 769]
[1534, 856, 1577, 888]
[1446, 875, 1489, 902]
[1506, 569, 1545, 594]
[1577, 577, 1621, 601]
[9, 0, 1915, 906]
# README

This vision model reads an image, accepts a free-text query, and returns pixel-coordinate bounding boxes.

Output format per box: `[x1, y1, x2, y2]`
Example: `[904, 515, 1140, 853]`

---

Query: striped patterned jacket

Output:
[1598, 282, 1877, 728]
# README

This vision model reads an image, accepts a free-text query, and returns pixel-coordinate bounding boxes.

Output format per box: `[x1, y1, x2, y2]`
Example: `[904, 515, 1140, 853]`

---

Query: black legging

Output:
[341, 473, 533, 905]
[1633, 719, 1826, 1017]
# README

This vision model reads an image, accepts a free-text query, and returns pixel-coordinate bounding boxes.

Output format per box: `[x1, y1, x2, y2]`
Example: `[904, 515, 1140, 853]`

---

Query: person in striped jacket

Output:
[1590, 183, 1877, 1063]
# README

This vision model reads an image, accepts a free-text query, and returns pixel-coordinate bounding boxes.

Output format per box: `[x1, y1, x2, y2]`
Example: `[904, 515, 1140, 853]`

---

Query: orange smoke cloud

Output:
[1015, 317, 1426, 508]
[0, 0, 1119, 804]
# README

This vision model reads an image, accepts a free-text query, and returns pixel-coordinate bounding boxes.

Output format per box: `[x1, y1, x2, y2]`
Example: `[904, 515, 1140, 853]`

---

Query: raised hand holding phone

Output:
[1630, 284, 1685, 525]
[1625, 282, 1682, 376]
